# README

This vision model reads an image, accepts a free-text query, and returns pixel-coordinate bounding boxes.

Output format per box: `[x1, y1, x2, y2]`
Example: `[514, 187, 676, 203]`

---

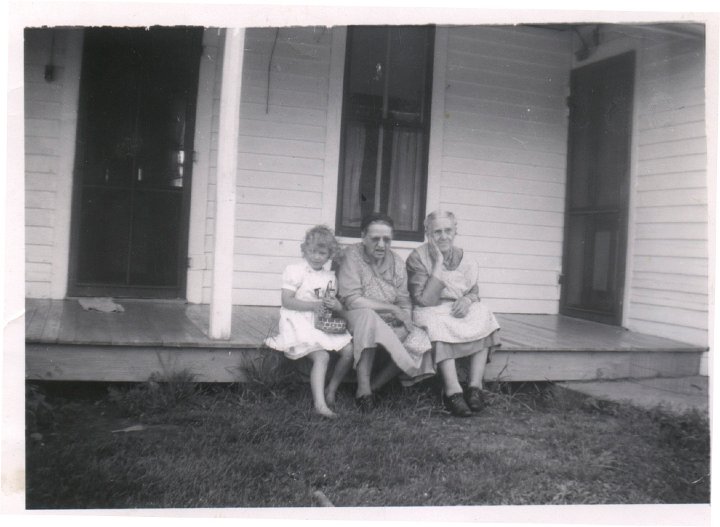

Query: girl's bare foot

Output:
[324, 388, 336, 406]
[315, 406, 337, 419]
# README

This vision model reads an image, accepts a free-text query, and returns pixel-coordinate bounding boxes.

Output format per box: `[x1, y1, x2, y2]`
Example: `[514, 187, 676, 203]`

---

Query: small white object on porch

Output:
[210, 28, 246, 339]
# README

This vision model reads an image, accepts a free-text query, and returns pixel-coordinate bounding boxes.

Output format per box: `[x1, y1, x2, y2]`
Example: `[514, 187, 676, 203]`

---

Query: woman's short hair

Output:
[424, 210, 457, 232]
[360, 212, 395, 234]
[301, 225, 340, 258]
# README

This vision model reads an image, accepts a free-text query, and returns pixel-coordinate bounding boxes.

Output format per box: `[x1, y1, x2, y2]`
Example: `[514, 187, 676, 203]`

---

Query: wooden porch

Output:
[25, 298, 705, 383]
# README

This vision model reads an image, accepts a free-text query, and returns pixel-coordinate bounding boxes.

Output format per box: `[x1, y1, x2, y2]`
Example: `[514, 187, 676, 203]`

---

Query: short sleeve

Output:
[281, 263, 304, 292]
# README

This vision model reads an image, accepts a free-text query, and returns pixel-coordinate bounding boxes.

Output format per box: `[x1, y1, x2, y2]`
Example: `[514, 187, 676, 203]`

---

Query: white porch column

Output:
[209, 28, 245, 339]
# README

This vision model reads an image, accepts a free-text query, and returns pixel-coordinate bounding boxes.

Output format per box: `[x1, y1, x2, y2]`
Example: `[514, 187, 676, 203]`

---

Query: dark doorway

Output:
[68, 27, 203, 298]
[560, 52, 635, 325]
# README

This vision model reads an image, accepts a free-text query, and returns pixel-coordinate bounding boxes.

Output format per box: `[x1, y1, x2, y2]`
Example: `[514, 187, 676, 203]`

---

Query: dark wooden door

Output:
[69, 27, 203, 298]
[560, 52, 635, 325]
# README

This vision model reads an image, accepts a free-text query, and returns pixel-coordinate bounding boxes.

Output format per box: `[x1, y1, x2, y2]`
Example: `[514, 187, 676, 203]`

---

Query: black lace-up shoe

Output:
[443, 392, 472, 417]
[464, 386, 486, 412]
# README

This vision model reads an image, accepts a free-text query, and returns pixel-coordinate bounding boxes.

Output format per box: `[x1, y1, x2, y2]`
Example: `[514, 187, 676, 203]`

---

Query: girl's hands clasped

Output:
[322, 296, 343, 313]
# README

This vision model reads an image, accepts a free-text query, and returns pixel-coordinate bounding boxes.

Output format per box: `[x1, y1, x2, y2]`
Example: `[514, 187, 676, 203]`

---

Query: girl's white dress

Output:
[264, 261, 352, 360]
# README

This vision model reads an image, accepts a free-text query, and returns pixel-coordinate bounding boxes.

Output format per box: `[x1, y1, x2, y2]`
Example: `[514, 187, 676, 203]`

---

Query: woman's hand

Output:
[450, 296, 472, 318]
[322, 296, 343, 312]
[428, 237, 444, 274]
[393, 306, 416, 332]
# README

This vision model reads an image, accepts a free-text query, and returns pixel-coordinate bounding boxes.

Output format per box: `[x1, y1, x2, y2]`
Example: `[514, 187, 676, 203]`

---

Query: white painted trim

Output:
[209, 28, 245, 340]
[336, 236, 421, 251]
[621, 46, 642, 330]
[425, 25, 448, 218]
[321, 26, 346, 228]
[50, 29, 83, 299]
[186, 29, 220, 304]
[701, 17, 718, 375]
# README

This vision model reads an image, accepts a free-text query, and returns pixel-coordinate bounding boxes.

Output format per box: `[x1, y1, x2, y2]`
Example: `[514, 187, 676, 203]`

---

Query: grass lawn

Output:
[25, 376, 709, 508]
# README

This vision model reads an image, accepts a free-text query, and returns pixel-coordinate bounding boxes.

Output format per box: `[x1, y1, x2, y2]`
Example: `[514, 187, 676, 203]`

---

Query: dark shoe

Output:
[464, 386, 486, 412]
[443, 392, 472, 417]
[355, 394, 376, 414]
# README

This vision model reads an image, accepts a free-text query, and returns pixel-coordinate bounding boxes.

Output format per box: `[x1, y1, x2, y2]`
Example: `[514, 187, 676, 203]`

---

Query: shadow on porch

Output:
[25, 298, 705, 383]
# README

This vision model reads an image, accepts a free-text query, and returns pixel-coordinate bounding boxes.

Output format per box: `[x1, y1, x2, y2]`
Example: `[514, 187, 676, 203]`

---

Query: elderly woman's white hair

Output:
[423, 210, 458, 232]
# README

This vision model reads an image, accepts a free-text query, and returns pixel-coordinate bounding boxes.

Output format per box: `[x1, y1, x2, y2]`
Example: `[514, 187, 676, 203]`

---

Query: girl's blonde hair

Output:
[301, 225, 341, 259]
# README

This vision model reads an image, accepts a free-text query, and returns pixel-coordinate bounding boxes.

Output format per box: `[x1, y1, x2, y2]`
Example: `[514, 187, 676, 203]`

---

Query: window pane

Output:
[387, 27, 429, 123]
[340, 120, 379, 227]
[564, 213, 617, 313]
[346, 28, 387, 121]
[386, 127, 424, 231]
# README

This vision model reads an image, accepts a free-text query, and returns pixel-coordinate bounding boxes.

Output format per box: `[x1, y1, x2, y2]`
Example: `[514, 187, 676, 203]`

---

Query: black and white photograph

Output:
[3, 0, 716, 524]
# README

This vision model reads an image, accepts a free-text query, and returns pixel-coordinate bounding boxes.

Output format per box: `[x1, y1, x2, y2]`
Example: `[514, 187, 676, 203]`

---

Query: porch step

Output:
[26, 343, 704, 383]
[557, 376, 709, 415]
[25, 299, 706, 383]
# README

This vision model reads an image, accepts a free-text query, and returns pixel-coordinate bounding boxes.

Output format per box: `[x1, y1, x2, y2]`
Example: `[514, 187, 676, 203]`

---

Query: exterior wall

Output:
[629, 32, 708, 349]
[201, 27, 334, 306]
[24, 28, 83, 299]
[25, 26, 709, 357]
[216, 25, 573, 311]
[572, 26, 709, 349]
[436, 26, 572, 313]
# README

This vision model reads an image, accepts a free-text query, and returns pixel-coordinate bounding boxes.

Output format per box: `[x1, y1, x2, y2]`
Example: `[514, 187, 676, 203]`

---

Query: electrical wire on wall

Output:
[45, 30, 56, 82]
[266, 28, 280, 113]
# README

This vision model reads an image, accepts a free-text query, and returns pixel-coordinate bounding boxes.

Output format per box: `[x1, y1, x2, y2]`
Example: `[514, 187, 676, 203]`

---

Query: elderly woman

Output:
[406, 210, 501, 417]
[336, 212, 429, 412]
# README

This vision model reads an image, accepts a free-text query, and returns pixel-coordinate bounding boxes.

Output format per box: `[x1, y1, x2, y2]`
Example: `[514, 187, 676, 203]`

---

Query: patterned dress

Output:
[336, 244, 430, 374]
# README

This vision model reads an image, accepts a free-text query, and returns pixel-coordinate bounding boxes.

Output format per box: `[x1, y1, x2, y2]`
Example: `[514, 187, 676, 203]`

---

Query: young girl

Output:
[264, 225, 354, 418]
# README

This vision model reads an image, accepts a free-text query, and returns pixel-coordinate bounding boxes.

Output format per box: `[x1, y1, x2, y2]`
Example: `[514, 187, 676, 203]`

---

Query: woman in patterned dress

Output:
[335, 213, 430, 412]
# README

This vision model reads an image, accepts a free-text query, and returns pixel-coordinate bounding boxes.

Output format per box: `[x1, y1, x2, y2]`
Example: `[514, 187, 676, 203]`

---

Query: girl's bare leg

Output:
[438, 358, 463, 396]
[325, 343, 354, 406]
[467, 347, 490, 388]
[355, 347, 376, 397]
[308, 350, 336, 418]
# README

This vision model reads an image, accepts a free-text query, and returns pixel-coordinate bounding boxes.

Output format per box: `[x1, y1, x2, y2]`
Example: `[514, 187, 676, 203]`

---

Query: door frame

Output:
[560, 51, 636, 326]
[67, 27, 203, 299]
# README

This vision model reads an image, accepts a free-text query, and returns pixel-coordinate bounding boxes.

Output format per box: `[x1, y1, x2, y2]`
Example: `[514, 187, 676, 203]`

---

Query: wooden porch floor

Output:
[25, 298, 705, 382]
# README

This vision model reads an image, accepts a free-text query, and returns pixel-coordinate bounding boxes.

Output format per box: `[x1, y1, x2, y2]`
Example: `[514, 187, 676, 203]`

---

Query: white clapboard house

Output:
[24, 23, 711, 382]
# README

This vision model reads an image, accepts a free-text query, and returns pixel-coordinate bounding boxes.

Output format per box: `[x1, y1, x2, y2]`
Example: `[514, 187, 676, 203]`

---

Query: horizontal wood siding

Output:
[218, 25, 572, 311]
[626, 30, 708, 347]
[24, 29, 71, 298]
[203, 28, 332, 305]
[439, 26, 572, 313]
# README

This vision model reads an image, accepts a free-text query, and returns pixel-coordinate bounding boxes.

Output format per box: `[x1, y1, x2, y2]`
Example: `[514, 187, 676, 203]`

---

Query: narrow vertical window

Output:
[336, 26, 434, 240]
